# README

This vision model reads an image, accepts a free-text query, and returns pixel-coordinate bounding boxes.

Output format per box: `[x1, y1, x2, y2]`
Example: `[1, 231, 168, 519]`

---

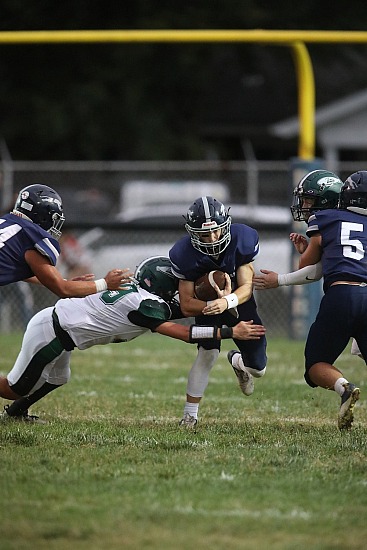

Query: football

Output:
[194, 270, 227, 301]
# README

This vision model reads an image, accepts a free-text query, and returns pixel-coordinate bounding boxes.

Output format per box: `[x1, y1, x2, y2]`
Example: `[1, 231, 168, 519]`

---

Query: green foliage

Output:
[1, 4, 367, 160]
[1, 332, 366, 549]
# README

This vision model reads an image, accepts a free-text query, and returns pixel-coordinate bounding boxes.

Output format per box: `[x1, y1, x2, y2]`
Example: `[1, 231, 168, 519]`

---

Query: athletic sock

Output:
[334, 378, 349, 397]
[183, 402, 199, 419]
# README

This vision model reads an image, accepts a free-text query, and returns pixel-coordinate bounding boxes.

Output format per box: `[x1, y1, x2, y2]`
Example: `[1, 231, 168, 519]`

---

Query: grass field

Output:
[1, 332, 366, 550]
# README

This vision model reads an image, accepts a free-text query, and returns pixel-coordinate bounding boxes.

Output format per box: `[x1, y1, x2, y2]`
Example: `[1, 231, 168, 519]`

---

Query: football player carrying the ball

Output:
[169, 196, 267, 428]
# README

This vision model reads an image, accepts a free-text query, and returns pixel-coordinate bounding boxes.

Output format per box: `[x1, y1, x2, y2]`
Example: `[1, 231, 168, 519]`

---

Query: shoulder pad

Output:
[137, 299, 171, 321]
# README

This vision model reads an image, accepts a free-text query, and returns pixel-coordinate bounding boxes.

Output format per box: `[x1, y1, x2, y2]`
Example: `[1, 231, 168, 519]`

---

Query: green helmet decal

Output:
[291, 170, 343, 222]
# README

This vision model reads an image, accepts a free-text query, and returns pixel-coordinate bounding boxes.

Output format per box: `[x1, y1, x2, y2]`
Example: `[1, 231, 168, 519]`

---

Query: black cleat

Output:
[1, 405, 46, 424]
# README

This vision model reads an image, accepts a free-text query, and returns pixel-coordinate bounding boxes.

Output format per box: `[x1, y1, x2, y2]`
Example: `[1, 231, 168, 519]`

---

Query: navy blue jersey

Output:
[169, 223, 259, 288]
[306, 209, 367, 290]
[0, 213, 60, 285]
[169, 223, 266, 371]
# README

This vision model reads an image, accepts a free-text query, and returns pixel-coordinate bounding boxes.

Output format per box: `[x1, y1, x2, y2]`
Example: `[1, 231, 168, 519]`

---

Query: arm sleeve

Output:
[277, 262, 323, 286]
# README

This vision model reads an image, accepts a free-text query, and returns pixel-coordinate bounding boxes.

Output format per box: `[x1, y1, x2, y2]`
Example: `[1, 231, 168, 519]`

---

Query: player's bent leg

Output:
[227, 339, 267, 396]
[1, 382, 63, 423]
[227, 351, 255, 395]
[307, 362, 360, 430]
[0, 376, 22, 400]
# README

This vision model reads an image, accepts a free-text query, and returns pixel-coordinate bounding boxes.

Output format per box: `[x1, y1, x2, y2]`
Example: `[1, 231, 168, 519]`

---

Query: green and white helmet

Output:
[291, 169, 343, 222]
[134, 256, 179, 303]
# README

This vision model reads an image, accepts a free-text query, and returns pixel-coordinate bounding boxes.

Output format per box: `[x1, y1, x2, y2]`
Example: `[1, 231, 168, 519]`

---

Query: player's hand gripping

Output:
[202, 273, 232, 315]
[232, 320, 266, 340]
[104, 268, 133, 290]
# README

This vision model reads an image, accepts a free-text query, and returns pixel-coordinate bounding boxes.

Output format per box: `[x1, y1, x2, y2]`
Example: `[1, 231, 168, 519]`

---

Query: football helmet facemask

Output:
[12, 183, 65, 240]
[134, 256, 179, 303]
[291, 170, 343, 222]
[184, 196, 231, 256]
[339, 171, 367, 216]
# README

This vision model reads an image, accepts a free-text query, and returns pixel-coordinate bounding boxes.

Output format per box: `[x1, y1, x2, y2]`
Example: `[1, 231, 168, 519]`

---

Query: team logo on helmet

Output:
[317, 176, 341, 191]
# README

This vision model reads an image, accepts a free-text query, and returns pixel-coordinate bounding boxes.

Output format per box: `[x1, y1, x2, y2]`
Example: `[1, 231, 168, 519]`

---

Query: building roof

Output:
[270, 88, 367, 143]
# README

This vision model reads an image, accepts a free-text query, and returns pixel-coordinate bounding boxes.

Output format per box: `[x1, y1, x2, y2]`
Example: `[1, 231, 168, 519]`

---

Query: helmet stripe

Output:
[201, 196, 211, 221]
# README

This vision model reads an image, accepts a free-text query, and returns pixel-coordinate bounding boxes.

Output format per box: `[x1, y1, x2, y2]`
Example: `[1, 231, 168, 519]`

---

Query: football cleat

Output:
[227, 350, 254, 396]
[338, 383, 360, 431]
[179, 412, 198, 429]
[1, 404, 46, 424]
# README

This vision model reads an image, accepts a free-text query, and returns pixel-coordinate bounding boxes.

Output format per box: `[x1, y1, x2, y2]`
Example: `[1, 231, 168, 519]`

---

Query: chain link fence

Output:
[1, 159, 360, 336]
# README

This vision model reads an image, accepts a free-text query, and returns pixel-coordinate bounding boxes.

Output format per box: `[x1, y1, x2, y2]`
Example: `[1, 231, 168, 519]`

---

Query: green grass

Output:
[1, 333, 366, 550]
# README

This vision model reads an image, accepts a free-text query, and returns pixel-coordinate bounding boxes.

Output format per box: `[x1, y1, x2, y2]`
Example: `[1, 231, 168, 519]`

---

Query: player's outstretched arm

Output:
[155, 320, 265, 343]
[253, 262, 323, 290]
[253, 270, 279, 289]
[25, 250, 133, 298]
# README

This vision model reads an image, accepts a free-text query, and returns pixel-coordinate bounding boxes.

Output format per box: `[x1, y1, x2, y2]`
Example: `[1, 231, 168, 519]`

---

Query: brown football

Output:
[194, 271, 227, 301]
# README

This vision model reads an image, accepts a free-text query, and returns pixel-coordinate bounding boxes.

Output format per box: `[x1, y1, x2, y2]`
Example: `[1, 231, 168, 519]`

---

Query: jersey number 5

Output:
[340, 221, 364, 260]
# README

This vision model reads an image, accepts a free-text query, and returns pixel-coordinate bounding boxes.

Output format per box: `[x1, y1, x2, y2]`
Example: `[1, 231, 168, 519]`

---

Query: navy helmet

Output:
[13, 183, 65, 239]
[184, 196, 231, 256]
[339, 171, 367, 215]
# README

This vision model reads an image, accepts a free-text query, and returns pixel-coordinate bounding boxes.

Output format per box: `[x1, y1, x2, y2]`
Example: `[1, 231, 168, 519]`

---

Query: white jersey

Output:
[55, 285, 168, 350]
[7, 284, 172, 396]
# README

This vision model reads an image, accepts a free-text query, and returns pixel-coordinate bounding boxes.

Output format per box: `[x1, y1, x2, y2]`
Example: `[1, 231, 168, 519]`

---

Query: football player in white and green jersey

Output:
[0, 256, 265, 422]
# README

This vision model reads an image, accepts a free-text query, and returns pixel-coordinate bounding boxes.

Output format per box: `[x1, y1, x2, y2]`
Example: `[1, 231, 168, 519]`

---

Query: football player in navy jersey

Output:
[0, 256, 265, 422]
[169, 196, 267, 427]
[254, 171, 365, 430]
[254, 169, 344, 289]
[298, 172, 367, 430]
[0, 183, 131, 297]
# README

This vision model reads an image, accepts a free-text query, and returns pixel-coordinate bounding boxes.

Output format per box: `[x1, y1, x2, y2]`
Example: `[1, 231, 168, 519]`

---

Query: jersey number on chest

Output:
[340, 221, 364, 260]
[0, 220, 22, 249]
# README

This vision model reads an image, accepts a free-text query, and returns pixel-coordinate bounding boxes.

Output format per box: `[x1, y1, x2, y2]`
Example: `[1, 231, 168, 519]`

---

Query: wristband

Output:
[95, 278, 108, 292]
[277, 273, 287, 287]
[220, 326, 233, 339]
[189, 325, 217, 343]
[224, 293, 239, 309]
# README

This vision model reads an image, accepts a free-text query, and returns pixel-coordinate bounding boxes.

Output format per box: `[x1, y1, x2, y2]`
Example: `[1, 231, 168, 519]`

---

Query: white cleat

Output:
[227, 350, 254, 396]
[179, 412, 198, 429]
[338, 383, 360, 431]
